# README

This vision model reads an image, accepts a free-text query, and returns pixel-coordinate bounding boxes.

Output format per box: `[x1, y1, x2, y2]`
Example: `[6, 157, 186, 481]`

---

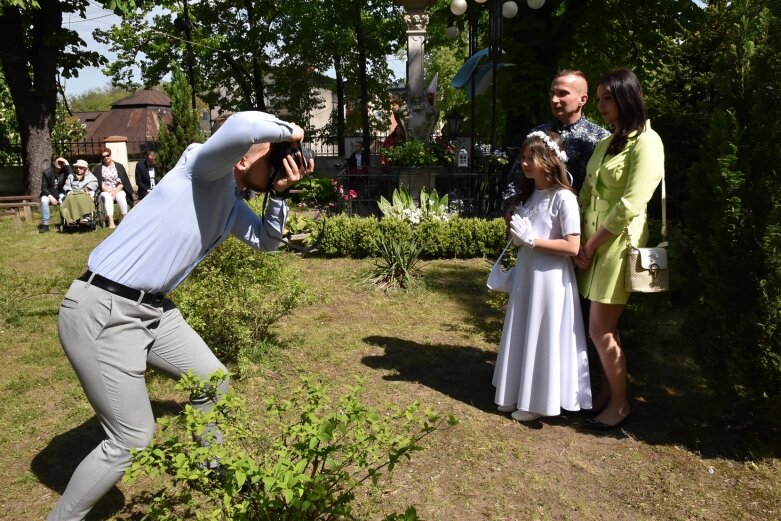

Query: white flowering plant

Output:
[491, 150, 509, 165]
[377, 186, 454, 224]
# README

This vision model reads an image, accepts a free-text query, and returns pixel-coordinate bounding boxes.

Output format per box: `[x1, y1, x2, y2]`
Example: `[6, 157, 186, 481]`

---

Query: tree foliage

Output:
[0, 0, 136, 193]
[657, 0, 781, 423]
[95, 0, 404, 146]
[426, 0, 703, 146]
[156, 66, 203, 174]
[69, 85, 132, 112]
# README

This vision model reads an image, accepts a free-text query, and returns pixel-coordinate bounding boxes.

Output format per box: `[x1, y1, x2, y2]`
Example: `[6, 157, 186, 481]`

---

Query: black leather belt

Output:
[78, 270, 166, 306]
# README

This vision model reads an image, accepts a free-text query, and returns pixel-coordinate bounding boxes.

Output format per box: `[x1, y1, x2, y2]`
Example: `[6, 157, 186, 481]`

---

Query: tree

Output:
[156, 66, 203, 174]
[0, 0, 136, 195]
[1, 68, 90, 167]
[653, 0, 781, 424]
[69, 85, 131, 112]
[426, 0, 703, 147]
[96, 0, 404, 152]
[0, 71, 20, 166]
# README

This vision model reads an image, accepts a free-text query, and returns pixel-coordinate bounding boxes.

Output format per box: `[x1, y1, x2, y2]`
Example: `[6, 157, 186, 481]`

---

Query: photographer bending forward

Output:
[48, 112, 313, 521]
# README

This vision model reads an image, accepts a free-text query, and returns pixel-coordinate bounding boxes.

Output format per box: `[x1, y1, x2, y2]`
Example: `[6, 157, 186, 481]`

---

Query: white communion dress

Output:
[493, 188, 592, 416]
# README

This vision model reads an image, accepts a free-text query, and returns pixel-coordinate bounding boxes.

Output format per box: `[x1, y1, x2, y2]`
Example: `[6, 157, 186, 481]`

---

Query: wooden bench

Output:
[0, 195, 40, 229]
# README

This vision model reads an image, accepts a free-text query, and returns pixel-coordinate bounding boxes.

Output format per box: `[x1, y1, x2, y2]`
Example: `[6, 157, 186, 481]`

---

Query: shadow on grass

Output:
[385, 265, 779, 461]
[362, 335, 498, 412]
[31, 400, 181, 520]
[613, 296, 780, 460]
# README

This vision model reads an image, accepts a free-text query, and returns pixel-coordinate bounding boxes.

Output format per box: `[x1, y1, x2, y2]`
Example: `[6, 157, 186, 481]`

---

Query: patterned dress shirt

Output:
[503, 116, 610, 207]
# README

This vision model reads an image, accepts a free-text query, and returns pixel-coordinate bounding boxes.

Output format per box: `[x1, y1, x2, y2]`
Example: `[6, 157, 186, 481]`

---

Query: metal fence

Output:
[0, 139, 108, 167]
[327, 163, 509, 218]
[0, 136, 512, 217]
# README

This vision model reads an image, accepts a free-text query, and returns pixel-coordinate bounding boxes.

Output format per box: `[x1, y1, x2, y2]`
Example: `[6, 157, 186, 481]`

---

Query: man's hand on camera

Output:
[269, 151, 315, 198]
[272, 150, 314, 194]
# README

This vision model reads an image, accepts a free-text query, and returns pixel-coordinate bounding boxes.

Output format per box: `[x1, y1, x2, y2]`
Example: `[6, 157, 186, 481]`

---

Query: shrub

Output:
[316, 215, 506, 259]
[370, 236, 424, 290]
[125, 372, 456, 520]
[171, 237, 311, 366]
[382, 139, 454, 167]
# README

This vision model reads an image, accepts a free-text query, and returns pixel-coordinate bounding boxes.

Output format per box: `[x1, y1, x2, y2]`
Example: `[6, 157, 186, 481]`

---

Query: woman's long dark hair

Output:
[599, 69, 647, 155]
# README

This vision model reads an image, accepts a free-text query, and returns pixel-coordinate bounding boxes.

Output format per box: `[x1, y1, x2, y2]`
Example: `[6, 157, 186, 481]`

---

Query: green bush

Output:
[382, 139, 454, 167]
[171, 237, 311, 366]
[125, 372, 455, 520]
[316, 215, 506, 259]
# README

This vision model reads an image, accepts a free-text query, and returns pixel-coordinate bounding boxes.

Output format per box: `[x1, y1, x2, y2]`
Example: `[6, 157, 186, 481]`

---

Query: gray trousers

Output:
[48, 279, 228, 521]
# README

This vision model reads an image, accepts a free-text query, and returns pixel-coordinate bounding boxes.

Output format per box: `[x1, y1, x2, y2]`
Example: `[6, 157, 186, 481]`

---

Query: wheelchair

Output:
[94, 191, 127, 228]
[59, 190, 97, 232]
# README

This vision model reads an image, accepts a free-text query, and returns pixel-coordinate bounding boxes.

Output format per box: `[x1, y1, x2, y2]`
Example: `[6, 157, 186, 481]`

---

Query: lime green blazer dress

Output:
[577, 121, 664, 305]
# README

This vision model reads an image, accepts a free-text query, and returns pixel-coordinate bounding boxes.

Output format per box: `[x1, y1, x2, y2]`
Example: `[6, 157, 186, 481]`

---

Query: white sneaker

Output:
[497, 404, 516, 413]
[511, 410, 542, 422]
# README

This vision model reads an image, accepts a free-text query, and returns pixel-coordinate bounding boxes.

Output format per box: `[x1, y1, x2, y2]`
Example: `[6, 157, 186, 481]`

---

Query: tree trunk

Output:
[334, 55, 346, 158]
[353, 3, 371, 155]
[0, 2, 61, 195]
[244, 0, 267, 111]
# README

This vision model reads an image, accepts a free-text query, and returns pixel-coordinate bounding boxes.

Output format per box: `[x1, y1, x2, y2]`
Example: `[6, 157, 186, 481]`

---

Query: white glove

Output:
[510, 214, 535, 248]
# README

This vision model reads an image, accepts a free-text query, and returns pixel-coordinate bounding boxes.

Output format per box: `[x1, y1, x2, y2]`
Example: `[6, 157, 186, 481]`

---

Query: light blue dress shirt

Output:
[88, 111, 294, 293]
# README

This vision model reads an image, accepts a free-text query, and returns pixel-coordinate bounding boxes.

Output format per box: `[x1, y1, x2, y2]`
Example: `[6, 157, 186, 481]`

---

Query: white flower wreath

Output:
[526, 131, 569, 163]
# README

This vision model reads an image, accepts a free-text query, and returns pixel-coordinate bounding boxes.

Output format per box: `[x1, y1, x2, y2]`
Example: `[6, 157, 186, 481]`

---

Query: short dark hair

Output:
[598, 68, 647, 154]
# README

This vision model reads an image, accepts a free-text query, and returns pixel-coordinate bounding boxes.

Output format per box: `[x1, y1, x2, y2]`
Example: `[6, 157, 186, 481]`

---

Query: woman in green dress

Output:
[575, 69, 664, 430]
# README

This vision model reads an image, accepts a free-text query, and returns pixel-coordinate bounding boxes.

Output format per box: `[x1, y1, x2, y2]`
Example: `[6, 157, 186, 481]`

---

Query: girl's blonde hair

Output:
[513, 131, 573, 205]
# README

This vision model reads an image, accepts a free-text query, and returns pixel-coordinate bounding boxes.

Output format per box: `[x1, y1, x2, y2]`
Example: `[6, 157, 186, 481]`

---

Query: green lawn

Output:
[0, 213, 778, 520]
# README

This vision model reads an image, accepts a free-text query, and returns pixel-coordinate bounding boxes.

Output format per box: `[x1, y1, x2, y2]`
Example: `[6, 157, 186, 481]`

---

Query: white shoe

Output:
[497, 404, 516, 413]
[511, 410, 542, 422]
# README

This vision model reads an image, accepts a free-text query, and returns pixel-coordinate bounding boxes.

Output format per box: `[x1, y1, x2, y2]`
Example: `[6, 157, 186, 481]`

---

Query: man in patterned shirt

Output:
[503, 70, 610, 213]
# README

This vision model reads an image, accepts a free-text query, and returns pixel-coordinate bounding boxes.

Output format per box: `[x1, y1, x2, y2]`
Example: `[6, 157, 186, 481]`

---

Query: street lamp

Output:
[445, 111, 464, 139]
[447, 0, 545, 153]
[447, 0, 544, 215]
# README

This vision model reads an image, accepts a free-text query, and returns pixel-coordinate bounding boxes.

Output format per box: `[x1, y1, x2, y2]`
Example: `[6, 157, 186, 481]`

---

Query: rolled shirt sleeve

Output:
[190, 112, 293, 184]
[231, 197, 288, 251]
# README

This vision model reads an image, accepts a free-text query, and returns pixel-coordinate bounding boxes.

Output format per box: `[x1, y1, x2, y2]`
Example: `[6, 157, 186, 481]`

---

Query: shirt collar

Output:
[553, 115, 585, 132]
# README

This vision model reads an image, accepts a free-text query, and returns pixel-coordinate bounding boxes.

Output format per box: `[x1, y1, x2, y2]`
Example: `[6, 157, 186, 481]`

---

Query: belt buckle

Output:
[149, 294, 165, 306]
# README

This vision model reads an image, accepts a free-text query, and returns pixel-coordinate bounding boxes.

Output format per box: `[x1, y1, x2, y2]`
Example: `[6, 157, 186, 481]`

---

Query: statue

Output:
[393, 93, 439, 143]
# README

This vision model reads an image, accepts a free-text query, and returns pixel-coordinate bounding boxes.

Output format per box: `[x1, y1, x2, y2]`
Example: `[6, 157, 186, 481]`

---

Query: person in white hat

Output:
[62, 159, 98, 197]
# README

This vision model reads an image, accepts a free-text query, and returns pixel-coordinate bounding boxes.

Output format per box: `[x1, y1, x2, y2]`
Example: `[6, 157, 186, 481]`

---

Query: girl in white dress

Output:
[493, 131, 592, 421]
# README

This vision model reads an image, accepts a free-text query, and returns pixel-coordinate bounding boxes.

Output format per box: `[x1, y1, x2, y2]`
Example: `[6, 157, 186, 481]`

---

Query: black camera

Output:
[267, 141, 313, 191]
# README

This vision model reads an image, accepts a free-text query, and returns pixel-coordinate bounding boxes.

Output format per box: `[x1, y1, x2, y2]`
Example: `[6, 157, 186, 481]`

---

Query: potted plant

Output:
[382, 139, 454, 199]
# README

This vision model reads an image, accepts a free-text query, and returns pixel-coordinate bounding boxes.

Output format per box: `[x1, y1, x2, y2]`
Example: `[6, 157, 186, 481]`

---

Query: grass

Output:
[0, 211, 779, 520]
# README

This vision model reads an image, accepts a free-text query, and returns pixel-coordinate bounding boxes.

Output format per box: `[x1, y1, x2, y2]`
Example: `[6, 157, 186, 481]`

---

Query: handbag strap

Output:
[661, 174, 667, 242]
[495, 239, 515, 263]
[658, 174, 668, 247]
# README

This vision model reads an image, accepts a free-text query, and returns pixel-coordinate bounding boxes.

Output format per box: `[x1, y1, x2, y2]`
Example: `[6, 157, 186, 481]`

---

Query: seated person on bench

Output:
[38, 156, 70, 233]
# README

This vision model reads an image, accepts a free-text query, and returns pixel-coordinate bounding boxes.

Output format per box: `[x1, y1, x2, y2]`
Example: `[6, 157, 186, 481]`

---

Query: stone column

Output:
[394, 1, 437, 141]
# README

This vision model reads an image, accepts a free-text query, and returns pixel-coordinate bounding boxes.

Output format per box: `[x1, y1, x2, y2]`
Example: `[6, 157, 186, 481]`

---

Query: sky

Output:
[61, 2, 126, 97]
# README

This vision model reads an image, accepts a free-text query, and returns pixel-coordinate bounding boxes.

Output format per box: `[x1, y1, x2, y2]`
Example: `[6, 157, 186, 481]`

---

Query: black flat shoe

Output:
[582, 414, 629, 431]
[578, 408, 602, 418]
